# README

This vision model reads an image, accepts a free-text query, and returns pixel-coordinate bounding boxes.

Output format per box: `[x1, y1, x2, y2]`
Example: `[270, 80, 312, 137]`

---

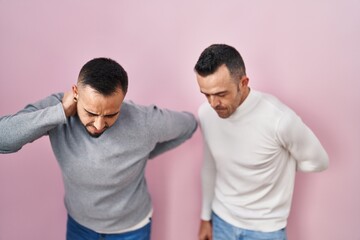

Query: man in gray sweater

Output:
[0, 58, 198, 240]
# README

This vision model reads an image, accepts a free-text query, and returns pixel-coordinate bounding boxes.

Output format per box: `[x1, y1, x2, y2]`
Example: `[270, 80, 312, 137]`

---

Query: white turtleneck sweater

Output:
[198, 90, 328, 232]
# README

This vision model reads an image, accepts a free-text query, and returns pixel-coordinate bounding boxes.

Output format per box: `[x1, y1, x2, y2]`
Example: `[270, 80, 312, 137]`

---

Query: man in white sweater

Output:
[194, 44, 329, 240]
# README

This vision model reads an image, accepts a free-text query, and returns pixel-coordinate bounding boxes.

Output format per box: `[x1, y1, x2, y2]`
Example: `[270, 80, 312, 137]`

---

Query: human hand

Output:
[62, 88, 77, 117]
[199, 220, 212, 240]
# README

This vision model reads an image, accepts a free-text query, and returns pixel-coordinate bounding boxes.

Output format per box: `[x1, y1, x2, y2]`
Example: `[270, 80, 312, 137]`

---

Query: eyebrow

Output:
[84, 108, 120, 117]
[200, 90, 228, 96]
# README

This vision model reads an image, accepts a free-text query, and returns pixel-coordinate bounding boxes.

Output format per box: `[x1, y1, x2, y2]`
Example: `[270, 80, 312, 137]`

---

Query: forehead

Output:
[78, 85, 124, 113]
[196, 64, 236, 94]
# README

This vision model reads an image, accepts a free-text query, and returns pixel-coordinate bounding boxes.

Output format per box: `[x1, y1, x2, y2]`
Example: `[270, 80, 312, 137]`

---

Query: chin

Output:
[216, 111, 231, 119]
[87, 131, 103, 138]
[86, 128, 107, 138]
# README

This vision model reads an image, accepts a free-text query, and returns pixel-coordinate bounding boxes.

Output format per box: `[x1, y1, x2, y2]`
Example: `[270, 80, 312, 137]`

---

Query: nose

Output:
[209, 95, 220, 108]
[93, 117, 106, 131]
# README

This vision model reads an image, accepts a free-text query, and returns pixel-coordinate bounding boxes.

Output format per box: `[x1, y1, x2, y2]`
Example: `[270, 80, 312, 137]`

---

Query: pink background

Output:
[0, 1, 359, 239]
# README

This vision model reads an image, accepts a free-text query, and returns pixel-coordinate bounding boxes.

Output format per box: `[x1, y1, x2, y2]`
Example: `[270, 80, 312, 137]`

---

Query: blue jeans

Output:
[212, 212, 287, 240]
[66, 215, 151, 240]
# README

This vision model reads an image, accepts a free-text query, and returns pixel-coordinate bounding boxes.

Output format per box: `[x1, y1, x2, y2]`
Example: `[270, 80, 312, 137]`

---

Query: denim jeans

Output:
[212, 212, 287, 240]
[66, 215, 151, 240]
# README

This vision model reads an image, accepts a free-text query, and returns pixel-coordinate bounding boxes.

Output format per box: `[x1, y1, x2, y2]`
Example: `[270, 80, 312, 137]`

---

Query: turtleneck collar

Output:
[227, 89, 261, 121]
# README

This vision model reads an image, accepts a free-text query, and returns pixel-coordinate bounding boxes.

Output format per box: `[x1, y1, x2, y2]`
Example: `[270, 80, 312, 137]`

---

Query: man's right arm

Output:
[0, 93, 68, 154]
[199, 139, 216, 240]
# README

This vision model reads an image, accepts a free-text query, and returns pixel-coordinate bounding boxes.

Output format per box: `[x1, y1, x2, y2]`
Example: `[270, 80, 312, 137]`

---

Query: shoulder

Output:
[24, 93, 64, 111]
[121, 100, 165, 116]
[197, 102, 220, 131]
[40, 93, 64, 103]
[256, 92, 303, 131]
[121, 100, 181, 124]
[121, 100, 148, 113]
[257, 91, 296, 117]
[198, 102, 214, 119]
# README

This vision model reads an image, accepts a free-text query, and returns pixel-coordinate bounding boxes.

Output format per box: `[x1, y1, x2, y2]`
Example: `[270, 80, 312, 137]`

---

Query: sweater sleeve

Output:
[0, 94, 67, 154]
[147, 106, 198, 159]
[276, 111, 329, 172]
[200, 140, 216, 220]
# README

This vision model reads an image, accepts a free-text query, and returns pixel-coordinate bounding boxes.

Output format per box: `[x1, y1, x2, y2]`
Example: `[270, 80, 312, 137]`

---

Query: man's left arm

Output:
[277, 112, 329, 172]
[148, 106, 198, 159]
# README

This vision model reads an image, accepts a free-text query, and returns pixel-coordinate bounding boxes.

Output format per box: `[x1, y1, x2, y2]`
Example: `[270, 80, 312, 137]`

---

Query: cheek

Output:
[106, 118, 118, 127]
[221, 97, 233, 107]
[105, 120, 113, 127]
[78, 113, 93, 125]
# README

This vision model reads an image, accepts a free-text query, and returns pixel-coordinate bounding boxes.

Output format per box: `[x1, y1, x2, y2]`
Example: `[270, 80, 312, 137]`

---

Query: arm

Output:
[276, 112, 329, 172]
[199, 140, 216, 240]
[0, 91, 76, 154]
[148, 106, 198, 159]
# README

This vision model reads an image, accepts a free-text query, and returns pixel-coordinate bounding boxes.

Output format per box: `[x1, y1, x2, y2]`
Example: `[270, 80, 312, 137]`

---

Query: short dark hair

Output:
[78, 58, 128, 96]
[194, 44, 246, 80]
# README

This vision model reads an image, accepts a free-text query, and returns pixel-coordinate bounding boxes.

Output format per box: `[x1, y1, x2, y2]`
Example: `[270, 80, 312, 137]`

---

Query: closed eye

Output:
[86, 111, 98, 117]
[104, 113, 119, 118]
[217, 93, 227, 97]
[202, 92, 228, 98]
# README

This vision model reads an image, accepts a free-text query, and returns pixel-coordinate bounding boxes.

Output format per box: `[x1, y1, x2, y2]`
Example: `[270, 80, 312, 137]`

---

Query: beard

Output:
[214, 106, 230, 118]
[86, 130, 104, 138]
[83, 125, 108, 138]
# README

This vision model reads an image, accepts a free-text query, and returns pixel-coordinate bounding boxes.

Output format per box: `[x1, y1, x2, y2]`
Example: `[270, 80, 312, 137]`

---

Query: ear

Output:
[239, 76, 249, 88]
[72, 85, 78, 100]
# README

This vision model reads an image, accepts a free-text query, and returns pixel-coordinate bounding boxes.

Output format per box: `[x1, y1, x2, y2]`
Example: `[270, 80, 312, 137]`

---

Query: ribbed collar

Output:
[226, 89, 261, 121]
